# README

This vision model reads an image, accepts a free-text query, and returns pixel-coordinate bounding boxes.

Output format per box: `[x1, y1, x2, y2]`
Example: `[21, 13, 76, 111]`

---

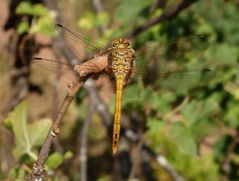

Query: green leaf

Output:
[96, 12, 110, 27]
[30, 15, 55, 36]
[28, 118, 52, 146]
[45, 152, 63, 169]
[115, 0, 151, 25]
[8, 167, 26, 181]
[32, 4, 48, 16]
[4, 101, 52, 158]
[170, 122, 197, 156]
[123, 84, 143, 104]
[181, 96, 220, 124]
[16, 21, 30, 35]
[146, 117, 168, 151]
[150, 91, 175, 112]
[146, 117, 165, 134]
[63, 151, 73, 159]
[16, 2, 48, 16]
[206, 44, 238, 66]
[16, 1, 33, 15]
[77, 12, 95, 30]
[97, 175, 111, 181]
[224, 100, 239, 128]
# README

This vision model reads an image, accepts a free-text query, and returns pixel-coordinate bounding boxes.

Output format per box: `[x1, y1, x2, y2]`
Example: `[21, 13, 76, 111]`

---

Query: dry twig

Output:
[221, 130, 239, 181]
[127, 0, 198, 38]
[28, 55, 108, 180]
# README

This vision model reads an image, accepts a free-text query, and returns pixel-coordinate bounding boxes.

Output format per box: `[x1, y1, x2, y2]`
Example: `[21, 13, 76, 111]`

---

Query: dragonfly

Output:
[33, 24, 211, 155]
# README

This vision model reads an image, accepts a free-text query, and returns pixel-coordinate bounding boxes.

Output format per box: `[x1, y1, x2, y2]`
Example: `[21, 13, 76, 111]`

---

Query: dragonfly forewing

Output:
[56, 24, 106, 58]
[135, 34, 206, 61]
[33, 57, 78, 76]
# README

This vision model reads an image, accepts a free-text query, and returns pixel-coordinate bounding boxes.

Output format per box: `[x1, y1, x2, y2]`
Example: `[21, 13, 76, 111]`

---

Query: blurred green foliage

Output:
[16, 2, 48, 16]
[16, 1, 55, 36]
[76, 0, 239, 180]
[77, 11, 110, 30]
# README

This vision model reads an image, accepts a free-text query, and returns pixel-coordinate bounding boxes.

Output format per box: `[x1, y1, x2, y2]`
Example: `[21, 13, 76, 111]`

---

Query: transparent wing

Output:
[155, 68, 212, 90]
[32, 57, 117, 99]
[32, 57, 81, 88]
[33, 57, 78, 75]
[56, 24, 106, 57]
[135, 34, 206, 59]
[131, 34, 211, 93]
[130, 64, 213, 98]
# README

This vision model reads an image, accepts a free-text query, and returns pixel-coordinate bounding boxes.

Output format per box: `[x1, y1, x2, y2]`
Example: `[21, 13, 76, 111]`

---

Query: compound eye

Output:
[127, 42, 132, 48]
[112, 42, 117, 48]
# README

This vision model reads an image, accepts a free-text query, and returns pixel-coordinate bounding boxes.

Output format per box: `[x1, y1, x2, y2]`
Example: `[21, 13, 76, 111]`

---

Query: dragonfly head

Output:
[110, 38, 135, 60]
[112, 38, 132, 49]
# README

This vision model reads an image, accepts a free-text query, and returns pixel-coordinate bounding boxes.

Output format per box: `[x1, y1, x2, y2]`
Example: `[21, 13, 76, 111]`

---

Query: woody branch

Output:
[28, 55, 108, 181]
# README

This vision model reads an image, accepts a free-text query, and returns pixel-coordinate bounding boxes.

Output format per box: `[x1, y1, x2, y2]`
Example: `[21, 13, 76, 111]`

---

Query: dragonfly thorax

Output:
[108, 38, 135, 85]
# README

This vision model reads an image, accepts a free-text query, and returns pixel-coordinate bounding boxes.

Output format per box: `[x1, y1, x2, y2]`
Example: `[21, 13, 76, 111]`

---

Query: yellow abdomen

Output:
[112, 74, 124, 155]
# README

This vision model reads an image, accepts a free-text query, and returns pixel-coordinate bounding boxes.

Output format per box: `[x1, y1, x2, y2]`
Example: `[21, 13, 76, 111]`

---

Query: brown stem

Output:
[126, 0, 198, 38]
[29, 52, 108, 180]
[128, 130, 144, 179]
[43, 0, 112, 128]
[221, 130, 239, 181]
[28, 1, 111, 180]
[28, 76, 89, 180]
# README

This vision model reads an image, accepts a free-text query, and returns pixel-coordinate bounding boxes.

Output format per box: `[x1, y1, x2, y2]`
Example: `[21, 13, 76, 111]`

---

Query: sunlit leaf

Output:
[96, 12, 110, 26]
[63, 151, 74, 159]
[16, 2, 48, 16]
[77, 12, 95, 30]
[16, 1, 32, 15]
[30, 15, 55, 36]
[46, 152, 63, 169]
[3, 101, 52, 158]
[32, 4, 48, 16]
[16, 21, 30, 35]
